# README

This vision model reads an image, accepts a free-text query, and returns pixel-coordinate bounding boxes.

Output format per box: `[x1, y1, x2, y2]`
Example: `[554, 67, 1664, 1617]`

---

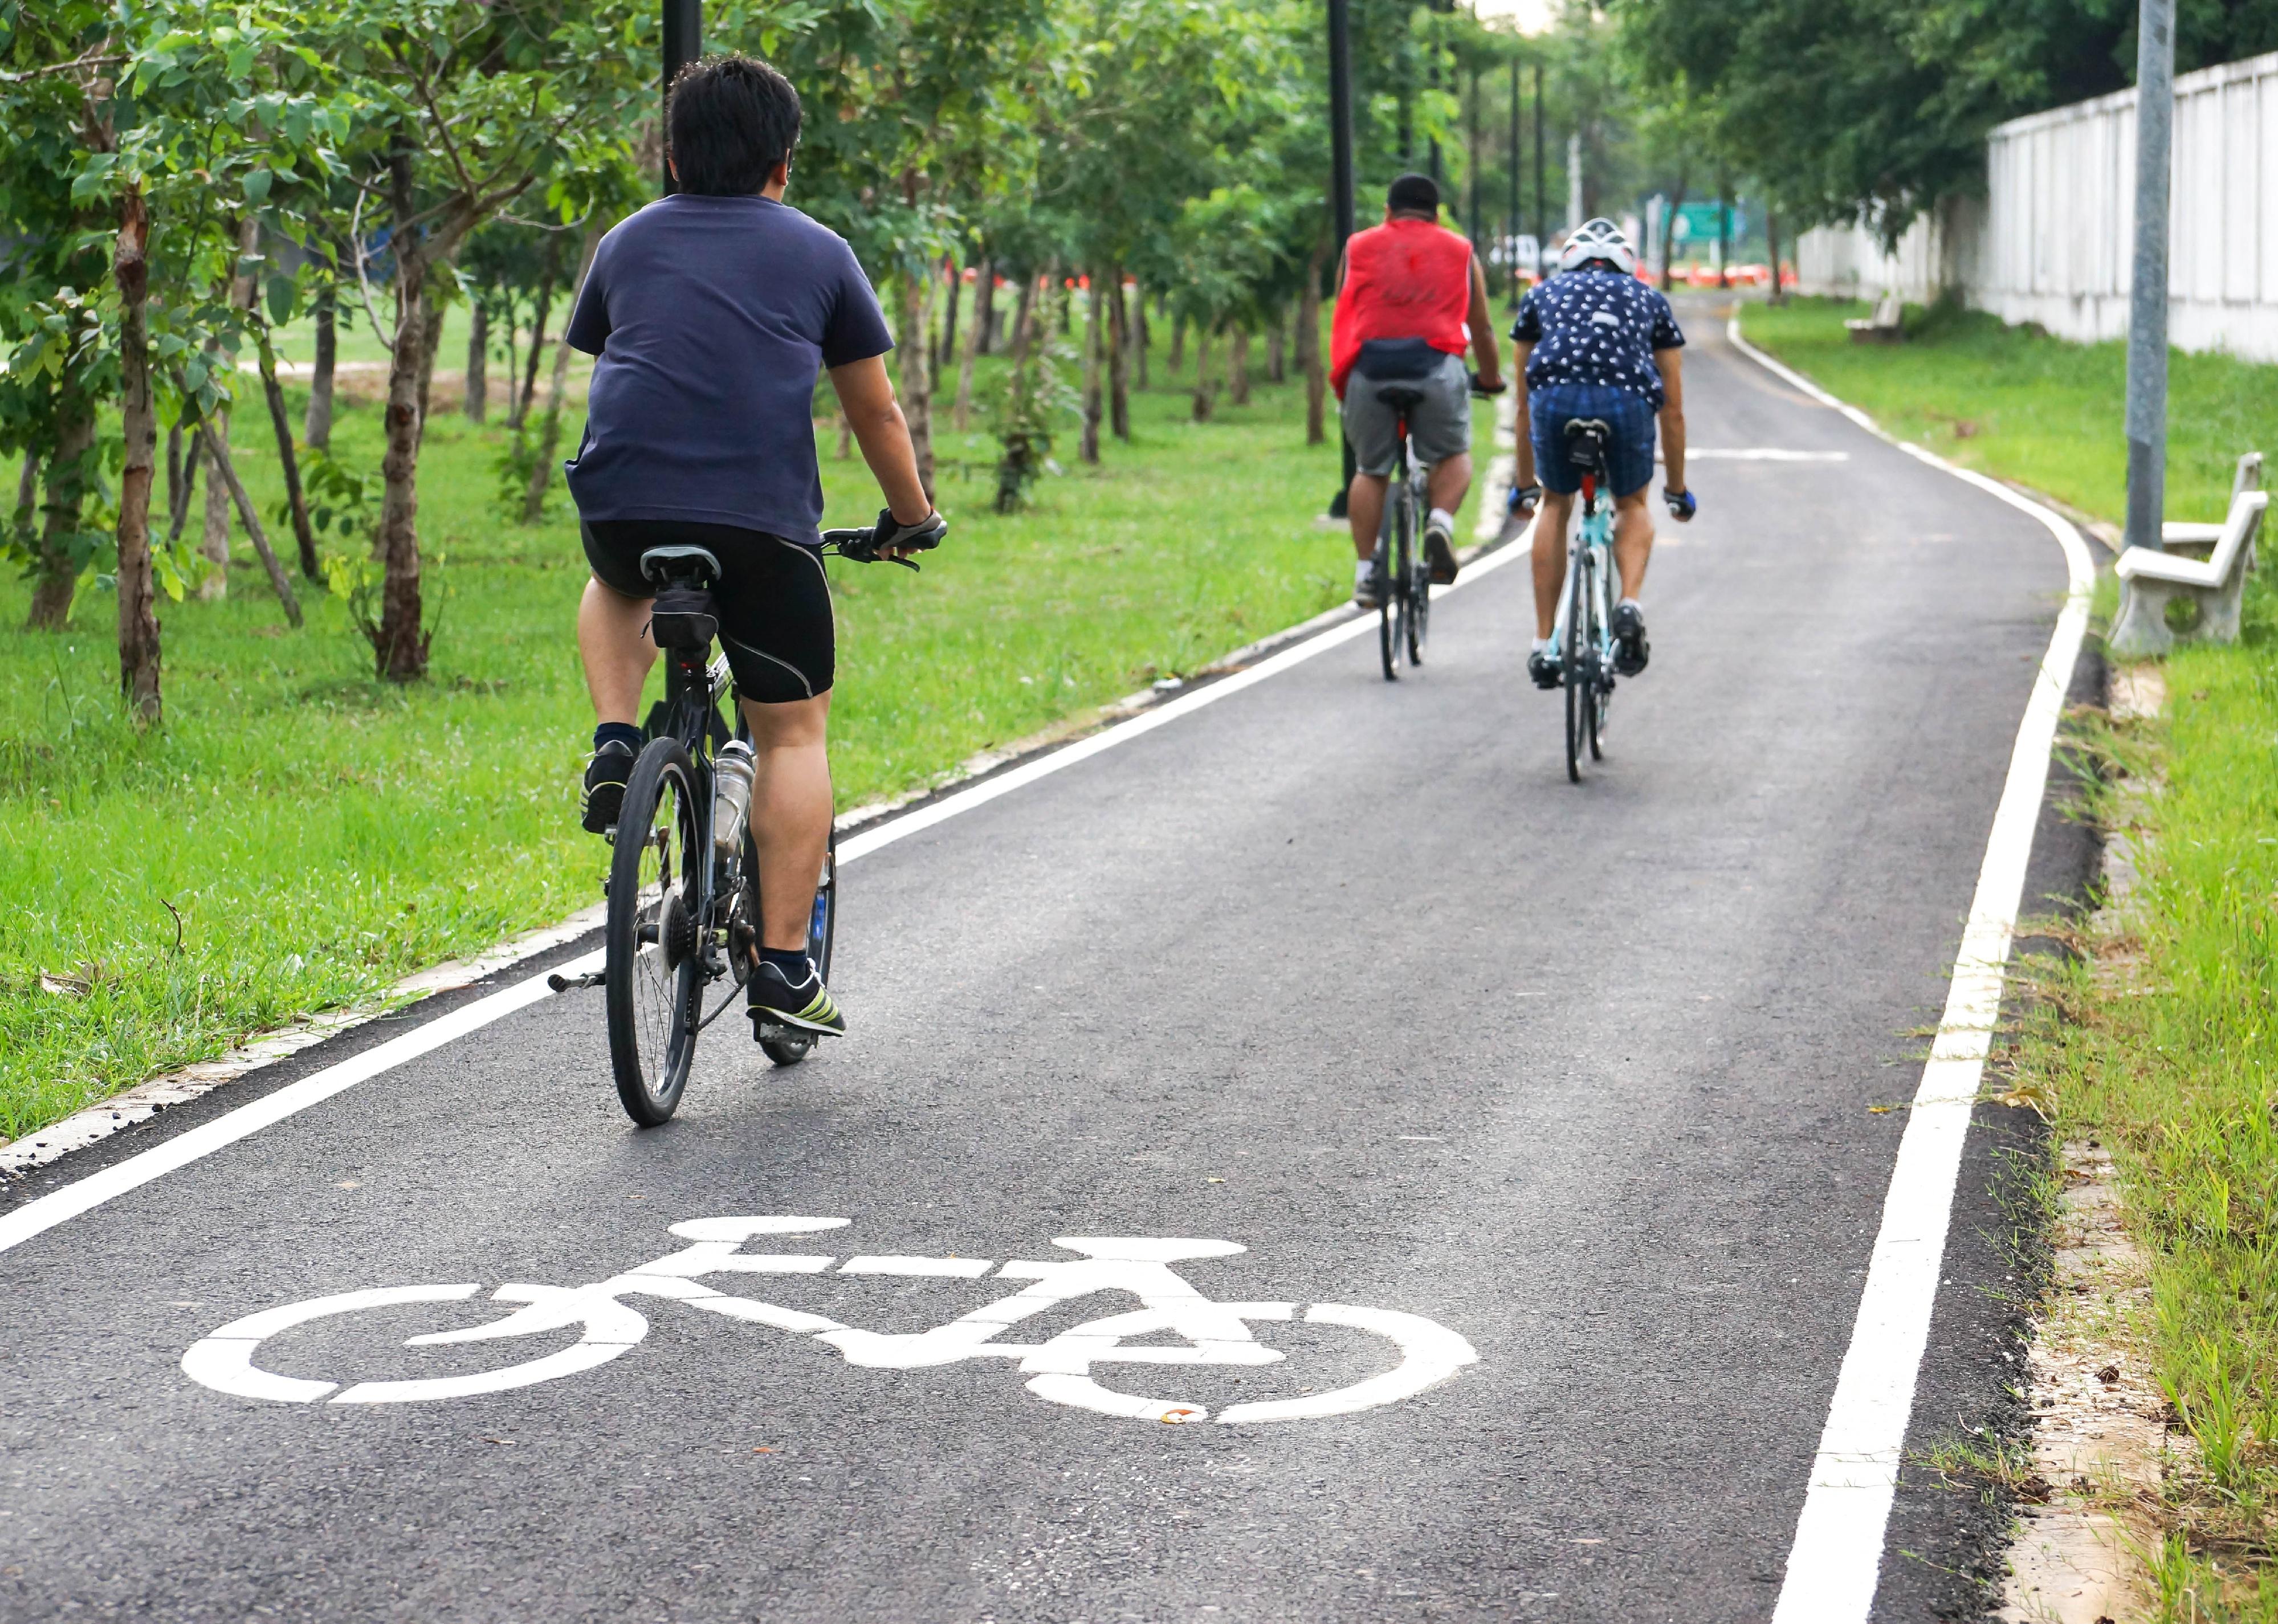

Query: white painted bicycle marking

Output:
[180, 1218, 1479, 1425]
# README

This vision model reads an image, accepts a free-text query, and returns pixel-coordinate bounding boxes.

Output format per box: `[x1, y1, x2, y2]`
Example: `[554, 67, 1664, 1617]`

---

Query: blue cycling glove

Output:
[1664, 487, 1697, 521]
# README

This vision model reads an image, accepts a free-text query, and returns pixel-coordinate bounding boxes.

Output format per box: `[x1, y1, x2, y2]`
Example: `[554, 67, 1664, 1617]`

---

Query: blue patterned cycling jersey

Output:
[1511, 268, 1686, 408]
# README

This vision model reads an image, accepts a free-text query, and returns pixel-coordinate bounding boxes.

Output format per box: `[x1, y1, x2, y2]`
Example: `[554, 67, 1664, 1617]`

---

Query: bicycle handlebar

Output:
[1468, 372, 1509, 398]
[821, 509, 947, 571]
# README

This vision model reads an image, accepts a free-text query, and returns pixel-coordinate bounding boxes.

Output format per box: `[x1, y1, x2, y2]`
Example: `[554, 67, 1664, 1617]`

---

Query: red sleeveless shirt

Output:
[1330, 217, 1474, 397]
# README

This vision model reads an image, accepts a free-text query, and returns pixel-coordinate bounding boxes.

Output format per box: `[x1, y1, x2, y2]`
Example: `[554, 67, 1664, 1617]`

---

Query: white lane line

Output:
[1729, 316, 2094, 1624]
[1477, 386, 1519, 540]
[0, 523, 1537, 1260]
[1681, 448, 1850, 462]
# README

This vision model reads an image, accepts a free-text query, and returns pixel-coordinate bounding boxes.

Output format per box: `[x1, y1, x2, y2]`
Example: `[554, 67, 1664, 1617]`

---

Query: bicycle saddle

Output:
[1375, 385, 1428, 413]
[1563, 418, 1612, 472]
[638, 545, 723, 587]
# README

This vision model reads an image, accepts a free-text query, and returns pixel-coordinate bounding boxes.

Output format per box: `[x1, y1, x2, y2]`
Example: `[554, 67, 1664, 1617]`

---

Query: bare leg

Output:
[579, 577, 657, 725]
[740, 691, 832, 953]
[1346, 472, 1388, 560]
[1424, 452, 1473, 517]
[1530, 491, 1574, 639]
[1611, 491, 1654, 600]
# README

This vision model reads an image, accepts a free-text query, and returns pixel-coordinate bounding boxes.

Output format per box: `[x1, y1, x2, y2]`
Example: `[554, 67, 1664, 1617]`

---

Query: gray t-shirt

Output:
[564, 194, 894, 542]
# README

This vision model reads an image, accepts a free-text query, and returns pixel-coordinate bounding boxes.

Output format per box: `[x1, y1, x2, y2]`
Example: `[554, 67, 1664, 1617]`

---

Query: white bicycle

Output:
[182, 1217, 1480, 1426]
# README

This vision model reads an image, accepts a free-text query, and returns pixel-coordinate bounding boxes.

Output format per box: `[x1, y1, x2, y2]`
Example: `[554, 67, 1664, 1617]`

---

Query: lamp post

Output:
[1326, 0, 1358, 518]
[2124, 0, 2175, 552]
[662, 0, 700, 195]
[1533, 62, 1545, 263]
[1507, 55, 1521, 307]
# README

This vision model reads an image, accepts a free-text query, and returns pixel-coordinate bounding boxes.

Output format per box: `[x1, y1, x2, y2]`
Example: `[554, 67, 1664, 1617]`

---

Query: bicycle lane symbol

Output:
[181, 1217, 1480, 1425]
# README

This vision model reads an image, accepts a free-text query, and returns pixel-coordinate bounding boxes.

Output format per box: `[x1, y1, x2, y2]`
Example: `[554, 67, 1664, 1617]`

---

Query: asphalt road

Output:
[1, 308, 2093, 1623]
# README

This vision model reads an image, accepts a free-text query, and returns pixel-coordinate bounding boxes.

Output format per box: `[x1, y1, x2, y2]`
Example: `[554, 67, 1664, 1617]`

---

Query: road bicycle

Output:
[1367, 374, 1505, 683]
[179, 1216, 1481, 1427]
[556, 528, 927, 1127]
[1550, 418, 1620, 783]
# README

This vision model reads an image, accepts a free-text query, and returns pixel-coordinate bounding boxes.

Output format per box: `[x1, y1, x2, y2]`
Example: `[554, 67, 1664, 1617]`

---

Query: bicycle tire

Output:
[1376, 526, 1396, 683]
[605, 738, 702, 1124]
[1563, 543, 1591, 784]
[1404, 484, 1428, 666]
[760, 828, 837, 1067]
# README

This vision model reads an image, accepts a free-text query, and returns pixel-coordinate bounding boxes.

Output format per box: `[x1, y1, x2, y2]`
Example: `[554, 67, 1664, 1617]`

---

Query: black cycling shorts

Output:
[582, 519, 833, 704]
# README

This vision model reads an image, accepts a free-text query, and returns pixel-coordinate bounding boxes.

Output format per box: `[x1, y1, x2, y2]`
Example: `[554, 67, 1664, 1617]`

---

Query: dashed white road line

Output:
[1729, 315, 2096, 1624]
[0, 520, 1536, 1261]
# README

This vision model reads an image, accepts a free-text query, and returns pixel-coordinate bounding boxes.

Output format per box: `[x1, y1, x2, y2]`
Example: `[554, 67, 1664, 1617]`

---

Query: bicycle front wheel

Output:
[1405, 484, 1429, 666]
[605, 738, 702, 1124]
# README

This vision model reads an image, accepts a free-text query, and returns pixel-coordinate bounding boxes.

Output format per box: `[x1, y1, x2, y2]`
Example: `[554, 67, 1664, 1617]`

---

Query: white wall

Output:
[1792, 50, 2278, 362]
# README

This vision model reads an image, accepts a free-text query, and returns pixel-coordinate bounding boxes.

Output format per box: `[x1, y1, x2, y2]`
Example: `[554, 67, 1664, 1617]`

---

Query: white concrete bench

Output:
[2109, 452, 2266, 656]
[1844, 291, 1903, 345]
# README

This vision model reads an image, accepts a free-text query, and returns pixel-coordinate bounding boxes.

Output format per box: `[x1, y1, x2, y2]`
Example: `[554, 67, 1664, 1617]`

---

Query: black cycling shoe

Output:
[1423, 519, 1459, 585]
[1527, 647, 1563, 690]
[580, 740, 635, 834]
[1611, 603, 1651, 676]
[747, 961, 846, 1038]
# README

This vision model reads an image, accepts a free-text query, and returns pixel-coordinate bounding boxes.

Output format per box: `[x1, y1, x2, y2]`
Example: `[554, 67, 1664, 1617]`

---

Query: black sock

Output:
[593, 721, 642, 756]
[760, 946, 813, 983]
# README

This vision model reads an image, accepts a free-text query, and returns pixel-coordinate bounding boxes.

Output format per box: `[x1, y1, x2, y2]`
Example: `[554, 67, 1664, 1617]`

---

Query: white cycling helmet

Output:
[1556, 217, 1637, 276]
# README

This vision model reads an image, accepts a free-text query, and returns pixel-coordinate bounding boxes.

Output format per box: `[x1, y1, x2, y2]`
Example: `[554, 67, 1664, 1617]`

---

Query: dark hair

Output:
[667, 54, 801, 196]
[1386, 173, 1440, 216]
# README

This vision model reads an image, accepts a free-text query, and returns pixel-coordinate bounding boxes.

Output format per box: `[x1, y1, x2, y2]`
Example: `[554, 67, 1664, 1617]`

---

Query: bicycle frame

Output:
[1548, 474, 1615, 667]
[644, 640, 745, 996]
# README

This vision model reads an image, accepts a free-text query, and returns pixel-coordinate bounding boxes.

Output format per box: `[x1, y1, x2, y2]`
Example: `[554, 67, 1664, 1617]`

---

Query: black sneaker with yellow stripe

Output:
[747, 960, 846, 1038]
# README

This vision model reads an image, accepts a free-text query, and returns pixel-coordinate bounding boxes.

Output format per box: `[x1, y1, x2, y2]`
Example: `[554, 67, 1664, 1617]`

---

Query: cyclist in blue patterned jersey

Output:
[1507, 218, 1696, 687]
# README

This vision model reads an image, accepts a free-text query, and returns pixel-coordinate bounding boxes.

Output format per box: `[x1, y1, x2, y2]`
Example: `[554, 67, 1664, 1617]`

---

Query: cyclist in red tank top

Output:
[1330, 174, 1505, 606]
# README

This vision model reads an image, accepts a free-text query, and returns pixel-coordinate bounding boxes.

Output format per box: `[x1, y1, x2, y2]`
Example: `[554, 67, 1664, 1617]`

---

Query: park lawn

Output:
[1749, 299, 2278, 1610]
[2, 322, 1470, 1144]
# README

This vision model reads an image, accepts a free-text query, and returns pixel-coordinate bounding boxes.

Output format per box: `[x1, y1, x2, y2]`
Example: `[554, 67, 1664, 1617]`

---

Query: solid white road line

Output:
[0, 524, 1537, 1260]
[1728, 316, 2095, 1624]
[1682, 448, 1851, 462]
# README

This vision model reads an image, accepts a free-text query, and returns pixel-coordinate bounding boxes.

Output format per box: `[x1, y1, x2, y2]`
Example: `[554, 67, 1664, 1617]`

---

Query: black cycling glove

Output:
[874, 508, 948, 553]
[1663, 487, 1697, 521]
[1507, 482, 1543, 516]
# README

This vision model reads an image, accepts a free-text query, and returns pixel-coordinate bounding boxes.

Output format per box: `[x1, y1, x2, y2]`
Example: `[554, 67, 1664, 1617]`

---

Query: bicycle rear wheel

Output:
[760, 829, 837, 1067]
[605, 740, 702, 1124]
[1393, 495, 1420, 670]
[1404, 482, 1429, 666]
[1563, 548, 1591, 784]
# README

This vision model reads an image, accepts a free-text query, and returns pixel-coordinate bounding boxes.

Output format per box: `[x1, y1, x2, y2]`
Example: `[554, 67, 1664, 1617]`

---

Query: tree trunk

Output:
[376, 156, 433, 681]
[837, 410, 853, 460]
[935, 256, 959, 377]
[1229, 324, 1251, 406]
[169, 431, 202, 548]
[500, 309, 523, 431]
[953, 286, 981, 434]
[164, 427, 184, 532]
[1766, 207, 1785, 304]
[1299, 234, 1328, 446]
[1107, 268, 1130, 441]
[415, 289, 446, 443]
[516, 269, 556, 427]
[305, 279, 336, 448]
[1659, 182, 1688, 293]
[1009, 274, 1036, 362]
[899, 270, 936, 499]
[114, 182, 161, 722]
[201, 418, 301, 627]
[1168, 311, 1186, 377]
[1060, 276, 1074, 334]
[1191, 323, 1214, 422]
[16, 452, 40, 540]
[26, 389, 93, 629]
[1080, 266, 1105, 463]
[464, 300, 488, 422]
[1266, 311, 1286, 383]
[972, 255, 995, 356]
[256, 320, 320, 580]
[1135, 285, 1150, 390]
[198, 413, 231, 599]
[525, 224, 604, 523]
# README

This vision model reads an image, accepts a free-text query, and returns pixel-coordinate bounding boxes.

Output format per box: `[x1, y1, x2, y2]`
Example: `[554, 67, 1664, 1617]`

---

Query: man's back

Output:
[1330, 216, 1475, 395]
[1513, 269, 1684, 406]
[565, 194, 891, 543]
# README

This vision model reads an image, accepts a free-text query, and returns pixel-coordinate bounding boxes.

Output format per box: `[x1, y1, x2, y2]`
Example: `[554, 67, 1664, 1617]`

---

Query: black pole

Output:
[1327, 0, 1358, 517]
[1532, 62, 1545, 261]
[662, 0, 701, 195]
[1507, 55, 1521, 305]
[1466, 60, 1481, 246]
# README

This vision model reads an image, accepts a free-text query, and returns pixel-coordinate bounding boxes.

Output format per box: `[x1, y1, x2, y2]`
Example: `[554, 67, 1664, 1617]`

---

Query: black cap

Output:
[1387, 173, 1440, 215]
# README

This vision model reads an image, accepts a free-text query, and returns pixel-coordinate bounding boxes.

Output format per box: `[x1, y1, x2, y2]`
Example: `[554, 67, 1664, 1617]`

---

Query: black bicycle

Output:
[1369, 374, 1504, 682]
[565, 526, 928, 1126]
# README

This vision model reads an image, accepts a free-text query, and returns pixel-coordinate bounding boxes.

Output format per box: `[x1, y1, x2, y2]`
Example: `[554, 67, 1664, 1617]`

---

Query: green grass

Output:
[1743, 297, 2278, 1612]
[1739, 296, 2275, 527]
[2, 317, 1477, 1142]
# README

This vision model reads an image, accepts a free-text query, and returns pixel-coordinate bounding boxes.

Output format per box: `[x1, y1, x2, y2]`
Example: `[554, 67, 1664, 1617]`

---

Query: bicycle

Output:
[560, 527, 931, 1127]
[178, 1215, 1481, 1426]
[1550, 418, 1619, 784]
[1368, 373, 1505, 683]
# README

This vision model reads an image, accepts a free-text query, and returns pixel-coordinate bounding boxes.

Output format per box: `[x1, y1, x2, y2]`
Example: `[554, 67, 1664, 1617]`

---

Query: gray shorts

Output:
[1341, 352, 1472, 476]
